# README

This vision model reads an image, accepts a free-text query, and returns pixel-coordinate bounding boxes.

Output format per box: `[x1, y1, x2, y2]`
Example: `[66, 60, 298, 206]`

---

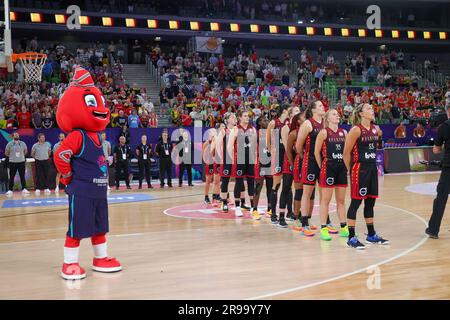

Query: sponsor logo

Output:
[223, 169, 229, 175]
[359, 187, 368, 197]
[326, 177, 335, 185]
[307, 174, 315, 181]
[332, 153, 343, 160]
[236, 170, 243, 176]
[365, 152, 376, 159]
[275, 167, 282, 173]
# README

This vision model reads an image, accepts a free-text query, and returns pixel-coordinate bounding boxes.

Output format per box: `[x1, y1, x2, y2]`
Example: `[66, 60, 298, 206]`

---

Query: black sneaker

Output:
[138, 185, 142, 190]
[204, 197, 211, 204]
[148, 185, 153, 189]
[365, 234, 390, 245]
[271, 213, 278, 224]
[278, 217, 288, 228]
[221, 201, 228, 212]
[126, 185, 132, 190]
[286, 212, 295, 221]
[425, 228, 439, 239]
[160, 184, 164, 189]
[347, 237, 366, 250]
[241, 204, 251, 211]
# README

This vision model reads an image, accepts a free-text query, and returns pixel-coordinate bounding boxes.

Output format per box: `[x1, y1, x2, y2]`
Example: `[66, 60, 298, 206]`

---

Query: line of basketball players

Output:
[202, 101, 389, 249]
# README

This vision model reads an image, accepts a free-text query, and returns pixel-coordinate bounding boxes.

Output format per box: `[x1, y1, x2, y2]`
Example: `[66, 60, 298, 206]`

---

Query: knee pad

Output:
[295, 189, 303, 201]
[347, 199, 362, 220]
[247, 178, 255, 197]
[279, 191, 287, 209]
[234, 178, 244, 198]
[363, 198, 376, 218]
[220, 177, 230, 193]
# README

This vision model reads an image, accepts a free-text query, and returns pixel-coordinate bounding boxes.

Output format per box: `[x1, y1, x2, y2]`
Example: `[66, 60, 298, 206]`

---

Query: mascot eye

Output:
[84, 95, 98, 107]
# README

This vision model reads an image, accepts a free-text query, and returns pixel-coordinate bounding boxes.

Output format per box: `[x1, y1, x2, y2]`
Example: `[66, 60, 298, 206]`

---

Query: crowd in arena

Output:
[1, 37, 450, 132]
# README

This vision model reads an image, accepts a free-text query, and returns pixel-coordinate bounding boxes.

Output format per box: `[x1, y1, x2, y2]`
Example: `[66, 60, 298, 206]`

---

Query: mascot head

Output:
[56, 66, 110, 133]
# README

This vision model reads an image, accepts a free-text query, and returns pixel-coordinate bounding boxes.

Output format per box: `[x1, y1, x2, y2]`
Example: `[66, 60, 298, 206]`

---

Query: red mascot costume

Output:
[54, 66, 121, 280]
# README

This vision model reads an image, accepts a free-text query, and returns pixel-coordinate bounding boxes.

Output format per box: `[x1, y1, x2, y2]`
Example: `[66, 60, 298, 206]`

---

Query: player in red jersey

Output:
[295, 100, 325, 236]
[343, 103, 389, 249]
[266, 105, 290, 227]
[228, 110, 257, 217]
[314, 109, 349, 241]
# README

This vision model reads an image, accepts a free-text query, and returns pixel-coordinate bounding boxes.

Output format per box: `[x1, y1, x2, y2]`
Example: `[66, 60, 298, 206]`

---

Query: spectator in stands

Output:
[5, 132, 30, 197]
[31, 133, 52, 195]
[128, 109, 140, 128]
[133, 40, 142, 64]
[17, 106, 32, 129]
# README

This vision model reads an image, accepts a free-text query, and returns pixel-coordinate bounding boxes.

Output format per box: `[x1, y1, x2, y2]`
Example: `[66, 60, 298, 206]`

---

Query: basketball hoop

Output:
[12, 52, 47, 83]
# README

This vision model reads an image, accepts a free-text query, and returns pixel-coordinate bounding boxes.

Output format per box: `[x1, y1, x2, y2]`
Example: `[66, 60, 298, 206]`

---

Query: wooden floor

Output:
[0, 173, 449, 299]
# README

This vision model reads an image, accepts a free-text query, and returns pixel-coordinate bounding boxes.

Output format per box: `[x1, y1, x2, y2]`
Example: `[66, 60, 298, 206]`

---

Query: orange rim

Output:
[12, 52, 47, 63]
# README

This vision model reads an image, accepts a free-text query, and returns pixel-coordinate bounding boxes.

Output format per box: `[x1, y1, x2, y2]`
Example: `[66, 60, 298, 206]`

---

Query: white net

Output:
[18, 53, 47, 83]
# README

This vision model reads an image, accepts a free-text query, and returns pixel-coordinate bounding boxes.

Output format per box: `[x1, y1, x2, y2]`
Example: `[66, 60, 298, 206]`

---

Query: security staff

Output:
[31, 133, 52, 195]
[4, 132, 29, 196]
[136, 134, 154, 189]
[426, 105, 450, 239]
[113, 135, 132, 190]
[155, 130, 173, 188]
[177, 130, 194, 187]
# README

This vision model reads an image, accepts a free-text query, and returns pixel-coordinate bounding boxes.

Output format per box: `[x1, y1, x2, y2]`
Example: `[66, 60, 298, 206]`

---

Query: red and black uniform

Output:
[301, 118, 324, 185]
[205, 140, 216, 177]
[350, 124, 379, 199]
[272, 118, 287, 176]
[219, 128, 233, 177]
[255, 130, 272, 179]
[292, 129, 303, 184]
[232, 124, 256, 178]
[319, 127, 348, 188]
[282, 121, 293, 175]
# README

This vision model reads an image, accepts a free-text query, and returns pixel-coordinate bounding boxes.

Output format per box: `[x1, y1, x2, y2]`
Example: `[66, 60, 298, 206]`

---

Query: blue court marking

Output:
[2, 193, 155, 208]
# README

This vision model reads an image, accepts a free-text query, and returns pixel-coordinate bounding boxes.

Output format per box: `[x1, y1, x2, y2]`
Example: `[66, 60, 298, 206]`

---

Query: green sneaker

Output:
[320, 227, 332, 241]
[340, 225, 349, 238]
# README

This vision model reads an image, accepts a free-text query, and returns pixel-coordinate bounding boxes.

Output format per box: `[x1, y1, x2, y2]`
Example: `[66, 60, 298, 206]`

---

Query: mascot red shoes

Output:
[54, 67, 121, 280]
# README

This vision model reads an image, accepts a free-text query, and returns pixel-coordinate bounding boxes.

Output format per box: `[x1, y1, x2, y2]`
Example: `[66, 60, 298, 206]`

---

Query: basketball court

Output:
[1, 172, 449, 299]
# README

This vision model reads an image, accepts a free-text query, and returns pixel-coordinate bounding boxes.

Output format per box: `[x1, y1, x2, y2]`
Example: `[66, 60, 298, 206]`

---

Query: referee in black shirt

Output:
[114, 136, 132, 190]
[426, 106, 450, 239]
[136, 134, 154, 189]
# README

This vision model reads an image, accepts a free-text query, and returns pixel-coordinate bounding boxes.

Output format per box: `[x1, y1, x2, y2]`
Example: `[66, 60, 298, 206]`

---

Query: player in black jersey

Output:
[217, 113, 237, 212]
[314, 109, 349, 241]
[266, 105, 290, 227]
[343, 103, 389, 249]
[253, 115, 273, 220]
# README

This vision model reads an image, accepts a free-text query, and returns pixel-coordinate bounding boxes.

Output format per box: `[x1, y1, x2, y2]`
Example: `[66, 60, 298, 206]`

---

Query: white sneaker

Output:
[107, 186, 111, 190]
[35, 190, 41, 196]
[235, 207, 244, 217]
[6, 190, 13, 197]
[55, 187, 59, 193]
[22, 188, 30, 195]
[44, 189, 51, 195]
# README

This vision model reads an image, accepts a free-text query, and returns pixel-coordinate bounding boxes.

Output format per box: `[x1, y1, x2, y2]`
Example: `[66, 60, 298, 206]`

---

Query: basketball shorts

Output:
[301, 156, 320, 185]
[205, 163, 217, 176]
[232, 162, 255, 178]
[67, 193, 109, 239]
[350, 162, 378, 200]
[272, 146, 285, 176]
[220, 163, 232, 178]
[319, 161, 348, 188]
